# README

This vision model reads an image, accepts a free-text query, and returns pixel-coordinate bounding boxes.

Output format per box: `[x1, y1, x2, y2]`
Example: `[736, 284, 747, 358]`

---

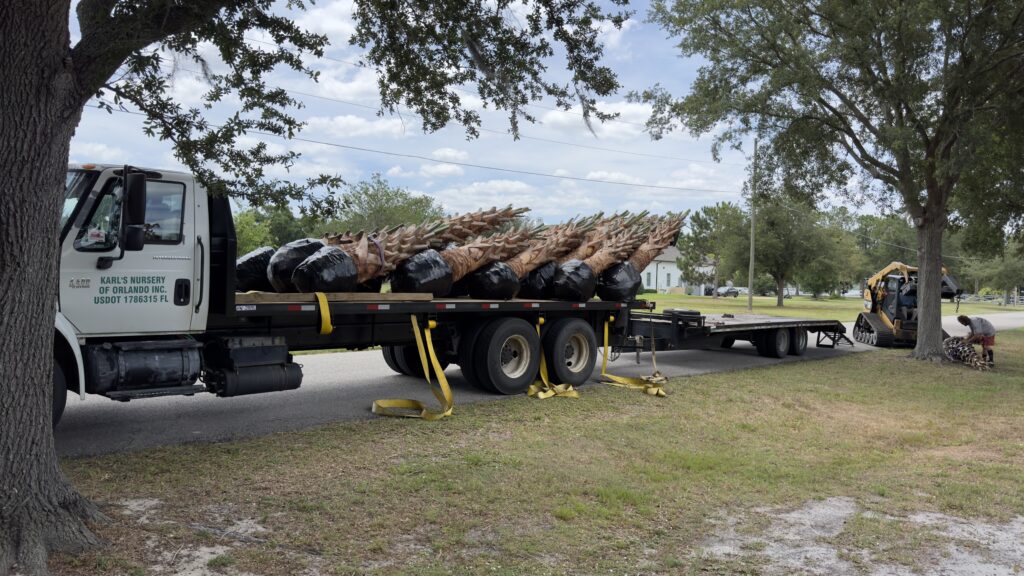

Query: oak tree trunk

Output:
[1, 2, 107, 574]
[911, 212, 946, 361]
[776, 277, 785, 307]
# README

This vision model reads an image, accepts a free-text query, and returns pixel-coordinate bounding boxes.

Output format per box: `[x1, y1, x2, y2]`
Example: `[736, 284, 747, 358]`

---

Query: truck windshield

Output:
[60, 170, 98, 240]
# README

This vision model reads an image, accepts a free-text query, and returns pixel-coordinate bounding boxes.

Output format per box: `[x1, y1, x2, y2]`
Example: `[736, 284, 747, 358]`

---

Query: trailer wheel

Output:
[393, 344, 449, 379]
[381, 346, 405, 375]
[457, 321, 489, 390]
[542, 318, 597, 386]
[474, 317, 541, 395]
[720, 337, 736, 349]
[757, 328, 790, 358]
[53, 361, 68, 428]
[788, 329, 808, 356]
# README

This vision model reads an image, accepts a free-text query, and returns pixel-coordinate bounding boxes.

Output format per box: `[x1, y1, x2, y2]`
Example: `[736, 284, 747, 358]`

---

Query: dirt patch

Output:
[702, 497, 1024, 575]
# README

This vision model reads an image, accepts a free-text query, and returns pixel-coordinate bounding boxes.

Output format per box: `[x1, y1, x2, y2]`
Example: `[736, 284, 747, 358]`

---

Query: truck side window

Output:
[73, 190, 120, 252]
[73, 178, 187, 251]
[143, 181, 186, 244]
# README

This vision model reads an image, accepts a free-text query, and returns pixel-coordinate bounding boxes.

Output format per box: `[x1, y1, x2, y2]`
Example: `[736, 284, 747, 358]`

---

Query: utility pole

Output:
[747, 138, 757, 312]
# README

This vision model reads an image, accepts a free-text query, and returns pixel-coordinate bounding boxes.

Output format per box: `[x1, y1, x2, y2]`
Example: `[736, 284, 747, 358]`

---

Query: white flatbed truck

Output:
[50, 164, 849, 425]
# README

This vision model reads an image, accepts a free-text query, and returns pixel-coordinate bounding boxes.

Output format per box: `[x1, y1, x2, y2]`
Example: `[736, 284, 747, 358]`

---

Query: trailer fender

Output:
[55, 312, 86, 399]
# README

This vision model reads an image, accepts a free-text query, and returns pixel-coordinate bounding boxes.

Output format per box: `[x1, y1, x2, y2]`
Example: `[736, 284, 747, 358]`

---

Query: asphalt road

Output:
[56, 311, 1024, 458]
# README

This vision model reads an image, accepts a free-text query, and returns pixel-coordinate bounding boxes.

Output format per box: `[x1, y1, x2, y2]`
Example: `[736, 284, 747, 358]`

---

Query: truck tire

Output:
[53, 361, 68, 428]
[542, 318, 598, 386]
[788, 329, 808, 356]
[757, 328, 790, 358]
[393, 344, 449, 379]
[720, 337, 736, 349]
[474, 317, 541, 395]
[382, 346, 405, 375]
[458, 321, 488, 390]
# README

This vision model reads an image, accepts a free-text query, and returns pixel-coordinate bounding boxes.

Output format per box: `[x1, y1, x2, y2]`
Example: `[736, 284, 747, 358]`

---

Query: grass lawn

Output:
[647, 292, 1017, 320]
[54, 332, 1024, 575]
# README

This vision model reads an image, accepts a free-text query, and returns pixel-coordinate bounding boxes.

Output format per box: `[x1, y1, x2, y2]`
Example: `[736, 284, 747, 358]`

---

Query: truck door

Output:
[59, 172, 197, 336]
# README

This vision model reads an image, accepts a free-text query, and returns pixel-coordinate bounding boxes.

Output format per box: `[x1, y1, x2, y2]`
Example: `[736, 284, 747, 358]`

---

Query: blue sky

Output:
[70, 1, 754, 223]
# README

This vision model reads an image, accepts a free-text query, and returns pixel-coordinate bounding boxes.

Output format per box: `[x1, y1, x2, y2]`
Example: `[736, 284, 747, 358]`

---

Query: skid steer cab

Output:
[852, 261, 962, 347]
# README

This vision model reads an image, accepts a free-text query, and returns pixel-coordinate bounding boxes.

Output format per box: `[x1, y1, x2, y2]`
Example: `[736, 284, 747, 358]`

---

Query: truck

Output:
[51, 164, 850, 425]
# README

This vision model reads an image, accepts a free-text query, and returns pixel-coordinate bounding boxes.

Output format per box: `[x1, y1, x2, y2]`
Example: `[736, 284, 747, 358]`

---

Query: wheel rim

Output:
[500, 334, 531, 379]
[776, 329, 789, 353]
[563, 333, 591, 373]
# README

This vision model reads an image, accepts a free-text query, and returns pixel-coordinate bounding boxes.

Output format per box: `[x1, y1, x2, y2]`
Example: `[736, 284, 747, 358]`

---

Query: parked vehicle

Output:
[50, 163, 849, 426]
[716, 286, 740, 297]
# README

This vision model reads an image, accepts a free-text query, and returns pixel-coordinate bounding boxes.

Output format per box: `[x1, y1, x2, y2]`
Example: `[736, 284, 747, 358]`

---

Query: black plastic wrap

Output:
[596, 262, 642, 302]
[268, 238, 325, 292]
[448, 278, 470, 297]
[357, 278, 384, 293]
[552, 259, 598, 302]
[291, 246, 358, 293]
[519, 261, 556, 299]
[236, 246, 275, 292]
[390, 249, 454, 296]
[466, 262, 520, 300]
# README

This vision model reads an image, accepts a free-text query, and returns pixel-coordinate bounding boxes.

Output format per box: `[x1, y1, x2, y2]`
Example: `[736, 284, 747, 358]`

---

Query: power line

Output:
[170, 61, 741, 166]
[83, 103, 742, 195]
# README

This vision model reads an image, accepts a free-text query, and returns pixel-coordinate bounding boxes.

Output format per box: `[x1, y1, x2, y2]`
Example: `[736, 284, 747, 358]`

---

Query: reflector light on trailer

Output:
[572, 303, 587, 309]
[522, 302, 540, 308]
[484, 303, 500, 309]
[436, 303, 456, 310]
[366, 304, 391, 311]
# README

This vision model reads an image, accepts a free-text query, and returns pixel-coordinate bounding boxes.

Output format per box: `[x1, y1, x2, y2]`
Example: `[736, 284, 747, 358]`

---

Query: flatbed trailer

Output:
[51, 163, 851, 427]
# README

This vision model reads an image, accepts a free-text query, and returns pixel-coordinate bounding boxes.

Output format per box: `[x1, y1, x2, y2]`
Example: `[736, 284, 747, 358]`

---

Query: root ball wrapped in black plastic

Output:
[466, 262, 520, 300]
[236, 246, 275, 292]
[291, 246, 358, 293]
[519, 261, 556, 299]
[390, 249, 453, 296]
[552, 259, 598, 302]
[268, 239, 326, 292]
[596, 262, 642, 302]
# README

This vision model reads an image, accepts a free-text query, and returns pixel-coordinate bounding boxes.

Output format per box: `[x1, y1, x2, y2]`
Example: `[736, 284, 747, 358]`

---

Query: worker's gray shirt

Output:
[969, 317, 996, 336]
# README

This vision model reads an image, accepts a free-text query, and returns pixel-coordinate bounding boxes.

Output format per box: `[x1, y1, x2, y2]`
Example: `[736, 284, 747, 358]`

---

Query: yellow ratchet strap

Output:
[600, 315, 667, 397]
[314, 292, 333, 335]
[372, 315, 454, 420]
[527, 318, 579, 399]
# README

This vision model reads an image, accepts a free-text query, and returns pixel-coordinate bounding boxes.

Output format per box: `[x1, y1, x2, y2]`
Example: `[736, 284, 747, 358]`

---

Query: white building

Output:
[639, 246, 684, 293]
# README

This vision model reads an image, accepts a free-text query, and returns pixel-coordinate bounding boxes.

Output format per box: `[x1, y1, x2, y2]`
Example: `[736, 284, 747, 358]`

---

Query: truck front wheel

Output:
[474, 318, 541, 395]
[52, 361, 68, 428]
[542, 318, 597, 386]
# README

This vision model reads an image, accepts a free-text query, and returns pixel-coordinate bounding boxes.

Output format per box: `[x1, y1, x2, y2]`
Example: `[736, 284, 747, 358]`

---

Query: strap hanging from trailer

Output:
[372, 315, 454, 420]
[314, 292, 334, 335]
[527, 317, 579, 400]
[600, 315, 667, 397]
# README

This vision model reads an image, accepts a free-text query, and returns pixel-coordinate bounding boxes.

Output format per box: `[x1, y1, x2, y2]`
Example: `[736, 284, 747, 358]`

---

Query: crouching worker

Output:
[957, 315, 996, 367]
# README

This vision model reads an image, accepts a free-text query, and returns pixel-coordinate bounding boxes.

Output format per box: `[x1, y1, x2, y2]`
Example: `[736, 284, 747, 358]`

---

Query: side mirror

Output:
[123, 172, 147, 226]
[123, 225, 145, 252]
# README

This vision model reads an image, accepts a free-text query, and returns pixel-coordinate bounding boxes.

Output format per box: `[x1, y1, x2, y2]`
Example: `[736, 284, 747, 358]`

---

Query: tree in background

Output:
[963, 243, 1024, 304]
[637, 0, 1024, 359]
[315, 174, 446, 235]
[676, 202, 745, 296]
[0, 0, 628, 571]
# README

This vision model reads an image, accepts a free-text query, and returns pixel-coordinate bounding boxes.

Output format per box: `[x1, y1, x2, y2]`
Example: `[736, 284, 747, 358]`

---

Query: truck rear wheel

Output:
[458, 321, 488, 389]
[474, 317, 541, 395]
[392, 344, 449, 379]
[788, 329, 808, 356]
[382, 346, 404, 374]
[720, 337, 735, 349]
[542, 318, 597, 386]
[53, 361, 68, 428]
[756, 328, 790, 358]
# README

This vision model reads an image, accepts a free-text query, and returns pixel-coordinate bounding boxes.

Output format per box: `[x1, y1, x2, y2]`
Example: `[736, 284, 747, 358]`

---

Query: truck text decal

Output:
[94, 275, 170, 305]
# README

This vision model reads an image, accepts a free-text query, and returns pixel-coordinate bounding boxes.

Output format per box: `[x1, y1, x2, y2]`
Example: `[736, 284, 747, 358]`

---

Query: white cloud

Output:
[296, 0, 356, 40]
[431, 147, 469, 162]
[585, 170, 645, 185]
[386, 165, 416, 178]
[430, 179, 602, 220]
[419, 163, 465, 178]
[539, 100, 653, 141]
[70, 142, 127, 164]
[595, 19, 638, 51]
[305, 114, 408, 139]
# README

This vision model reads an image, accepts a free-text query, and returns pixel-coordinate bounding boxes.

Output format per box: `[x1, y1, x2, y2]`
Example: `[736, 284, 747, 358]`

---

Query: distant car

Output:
[716, 287, 740, 298]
